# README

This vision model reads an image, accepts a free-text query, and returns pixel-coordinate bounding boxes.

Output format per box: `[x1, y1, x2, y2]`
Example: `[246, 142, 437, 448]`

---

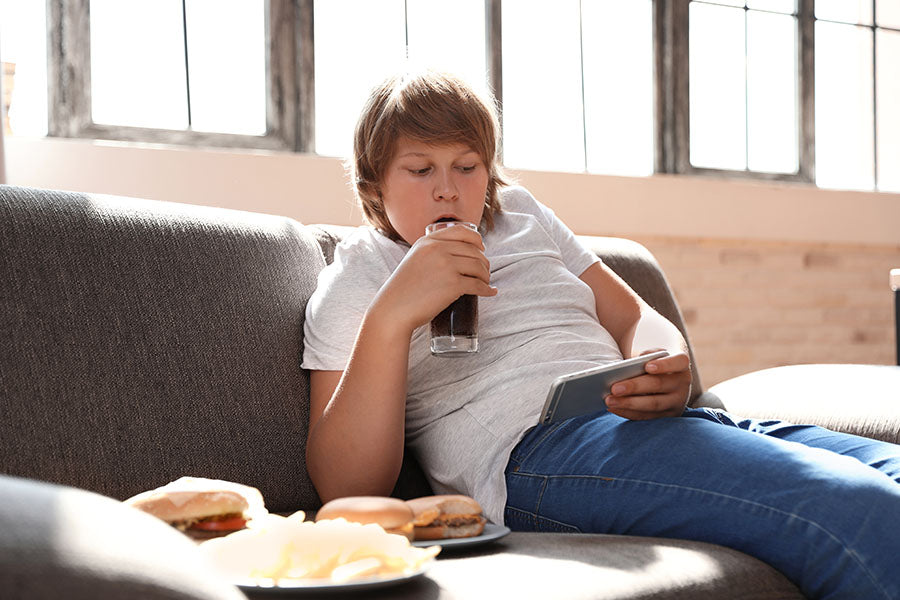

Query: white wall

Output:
[6, 135, 900, 246]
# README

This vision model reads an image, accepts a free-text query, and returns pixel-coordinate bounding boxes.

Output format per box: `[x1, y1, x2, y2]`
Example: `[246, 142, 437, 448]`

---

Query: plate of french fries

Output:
[197, 511, 440, 592]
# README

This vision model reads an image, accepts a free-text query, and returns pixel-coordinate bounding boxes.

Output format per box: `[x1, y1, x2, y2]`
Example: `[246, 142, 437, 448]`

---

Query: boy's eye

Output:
[458, 165, 477, 173]
[409, 167, 431, 176]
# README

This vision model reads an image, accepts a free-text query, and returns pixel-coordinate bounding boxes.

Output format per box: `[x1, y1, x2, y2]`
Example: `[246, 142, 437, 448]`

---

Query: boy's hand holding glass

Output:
[371, 221, 496, 342]
[603, 351, 692, 420]
[425, 221, 483, 356]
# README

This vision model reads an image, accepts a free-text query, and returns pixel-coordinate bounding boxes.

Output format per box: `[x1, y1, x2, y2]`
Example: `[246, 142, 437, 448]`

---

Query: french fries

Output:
[198, 511, 440, 585]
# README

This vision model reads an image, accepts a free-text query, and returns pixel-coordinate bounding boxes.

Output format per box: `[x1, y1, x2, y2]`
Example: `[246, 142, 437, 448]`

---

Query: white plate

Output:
[232, 565, 428, 594]
[412, 523, 511, 549]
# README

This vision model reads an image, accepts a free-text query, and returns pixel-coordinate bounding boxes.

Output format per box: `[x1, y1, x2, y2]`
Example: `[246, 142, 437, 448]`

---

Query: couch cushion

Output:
[304, 532, 803, 599]
[706, 364, 900, 444]
[0, 474, 243, 600]
[0, 185, 323, 511]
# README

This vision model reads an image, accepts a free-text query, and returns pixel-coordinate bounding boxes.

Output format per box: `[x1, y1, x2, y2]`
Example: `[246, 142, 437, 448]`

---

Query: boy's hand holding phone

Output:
[604, 350, 692, 421]
[370, 224, 497, 336]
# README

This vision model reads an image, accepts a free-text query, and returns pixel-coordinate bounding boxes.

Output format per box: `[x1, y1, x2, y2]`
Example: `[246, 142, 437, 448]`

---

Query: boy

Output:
[302, 71, 900, 599]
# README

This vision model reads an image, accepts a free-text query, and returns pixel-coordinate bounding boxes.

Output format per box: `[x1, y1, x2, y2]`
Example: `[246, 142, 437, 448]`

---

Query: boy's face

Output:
[380, 138, 489, 245]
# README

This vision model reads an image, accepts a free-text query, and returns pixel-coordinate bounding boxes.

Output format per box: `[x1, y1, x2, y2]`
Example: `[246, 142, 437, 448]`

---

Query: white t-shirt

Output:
[302, 186, 622, 524]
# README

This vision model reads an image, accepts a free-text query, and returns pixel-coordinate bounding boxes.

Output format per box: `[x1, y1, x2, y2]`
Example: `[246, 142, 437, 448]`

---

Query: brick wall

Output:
[631, 235, 900, 388]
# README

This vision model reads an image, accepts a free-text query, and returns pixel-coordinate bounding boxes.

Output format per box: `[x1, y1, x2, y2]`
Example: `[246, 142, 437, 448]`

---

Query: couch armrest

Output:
[703, 364, 900, 444]
[0, 474, 243, 600]
[577, 235, 705, 403]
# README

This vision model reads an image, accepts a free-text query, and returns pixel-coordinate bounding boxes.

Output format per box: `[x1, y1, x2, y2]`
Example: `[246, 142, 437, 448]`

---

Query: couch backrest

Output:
[0, 185, 324, 511]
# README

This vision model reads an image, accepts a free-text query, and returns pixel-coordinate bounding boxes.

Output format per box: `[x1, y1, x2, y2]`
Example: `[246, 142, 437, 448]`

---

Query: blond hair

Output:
[351, 71, 507, 240]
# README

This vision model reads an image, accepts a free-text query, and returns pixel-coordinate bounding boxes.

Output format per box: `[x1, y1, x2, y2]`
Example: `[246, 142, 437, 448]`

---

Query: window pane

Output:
[502, 0, 584, 172]
[185, 0, 265, 135]
[815, 0, 873, 25]
[90, 0, 188, 129]
[876, 29, 900, 192]
[581, 0, 653, 176]
[314, 0, 406, 158]
[690, 2, 746, 170]
[0, 0, 47, 136]
[877, 0, 900, 29]
[747, 10, 797, 173]
[406, 0, 488, 96]
[747, 0, 795, 15]
[815, 21, 874, 190]
[702, 0, 745, 7]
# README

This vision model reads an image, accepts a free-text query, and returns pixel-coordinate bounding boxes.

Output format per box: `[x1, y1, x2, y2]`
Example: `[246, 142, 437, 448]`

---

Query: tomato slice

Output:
[189, 516, 247, 531]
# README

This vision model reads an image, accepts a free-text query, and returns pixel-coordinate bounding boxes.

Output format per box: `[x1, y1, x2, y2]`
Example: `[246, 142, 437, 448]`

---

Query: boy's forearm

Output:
[306, 309, 413, 502]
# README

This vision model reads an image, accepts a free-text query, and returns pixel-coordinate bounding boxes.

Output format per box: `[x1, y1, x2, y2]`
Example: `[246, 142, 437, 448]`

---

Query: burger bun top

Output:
[315, 496, 414, 532]
[124, 476, 266, 523]
[405, 494, 482, 526]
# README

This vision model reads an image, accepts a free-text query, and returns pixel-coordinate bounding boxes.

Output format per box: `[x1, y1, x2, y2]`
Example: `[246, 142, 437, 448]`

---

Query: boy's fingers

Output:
[610, 374, 665, 396]
[606, 393, 685, 417]
[645, 353, 690, 374]
[426, 227, 485, 250]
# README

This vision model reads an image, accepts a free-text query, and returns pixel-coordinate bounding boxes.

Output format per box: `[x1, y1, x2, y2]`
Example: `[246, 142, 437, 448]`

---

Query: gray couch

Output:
[2, 184, 898, 599]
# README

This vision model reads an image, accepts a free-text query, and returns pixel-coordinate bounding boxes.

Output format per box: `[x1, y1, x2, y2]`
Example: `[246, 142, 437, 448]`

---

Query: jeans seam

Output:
[534, 473, 891, 600]
[505, 502, 583, 533]
[514, 422, 567, 466]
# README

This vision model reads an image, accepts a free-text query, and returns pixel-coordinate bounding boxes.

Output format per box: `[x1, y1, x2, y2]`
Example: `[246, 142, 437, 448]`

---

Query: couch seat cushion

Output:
[707, 364, 900, 444]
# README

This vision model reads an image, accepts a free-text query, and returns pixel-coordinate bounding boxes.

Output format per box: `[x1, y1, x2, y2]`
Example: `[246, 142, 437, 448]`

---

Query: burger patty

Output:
[171, 512, 245, 531]
[435, 515, 486, 528]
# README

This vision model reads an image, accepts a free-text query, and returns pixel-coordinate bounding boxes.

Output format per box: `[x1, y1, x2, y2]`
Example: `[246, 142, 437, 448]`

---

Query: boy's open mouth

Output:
[434, 217, 458, 223]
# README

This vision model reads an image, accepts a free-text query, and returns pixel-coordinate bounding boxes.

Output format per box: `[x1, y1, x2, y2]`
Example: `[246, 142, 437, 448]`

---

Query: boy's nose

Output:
[434, 171, 458, 201]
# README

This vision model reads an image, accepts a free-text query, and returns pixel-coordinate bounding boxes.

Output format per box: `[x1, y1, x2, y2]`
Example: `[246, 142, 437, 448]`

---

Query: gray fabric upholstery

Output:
[0, 474, 243, 600]
[705, 364, 900, 444]
[0, 185, 322, 512]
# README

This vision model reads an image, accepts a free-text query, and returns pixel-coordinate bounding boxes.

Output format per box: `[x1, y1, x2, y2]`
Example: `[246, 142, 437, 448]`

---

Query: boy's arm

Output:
[305, 226, 496, 502]
[306, 308, 411, 502]
[579, 261, 692, 420]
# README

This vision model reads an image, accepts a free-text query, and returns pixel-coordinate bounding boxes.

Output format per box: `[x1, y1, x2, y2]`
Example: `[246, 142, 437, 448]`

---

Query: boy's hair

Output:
[352, 71, 508, 240]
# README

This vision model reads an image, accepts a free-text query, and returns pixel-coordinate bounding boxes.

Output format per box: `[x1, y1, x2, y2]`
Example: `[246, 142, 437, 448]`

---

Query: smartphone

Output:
[538, 351, 670, 425]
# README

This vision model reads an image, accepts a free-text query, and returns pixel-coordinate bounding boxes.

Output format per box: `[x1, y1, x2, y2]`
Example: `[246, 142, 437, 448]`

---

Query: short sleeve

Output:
[301, 232, 396, 372]
[500, 186, 600, 277]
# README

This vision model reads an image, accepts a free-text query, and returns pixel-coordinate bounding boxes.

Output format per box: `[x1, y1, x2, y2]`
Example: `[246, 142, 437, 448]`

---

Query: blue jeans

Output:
[504, 408, 900, 600]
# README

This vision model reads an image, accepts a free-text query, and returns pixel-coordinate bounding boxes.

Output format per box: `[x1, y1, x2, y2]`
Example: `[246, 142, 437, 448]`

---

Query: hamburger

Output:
[315, 496, 415, 541]
[124, 476, 266, 539]
[406, 495, 486, 540]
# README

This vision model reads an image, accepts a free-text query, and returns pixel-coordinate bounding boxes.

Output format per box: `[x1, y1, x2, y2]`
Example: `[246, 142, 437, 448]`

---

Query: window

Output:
[89, 0, 265, 135]
[4, 0, 899, 192]
[44, 0, 305, 151]
[501, 0, 654, 176]
[689, 1, 798, 173]
[0, 0, 48, 136]
[313, 0, 489, 159]
[658, 0, 813, 182]
[814, 0, 900, 192]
